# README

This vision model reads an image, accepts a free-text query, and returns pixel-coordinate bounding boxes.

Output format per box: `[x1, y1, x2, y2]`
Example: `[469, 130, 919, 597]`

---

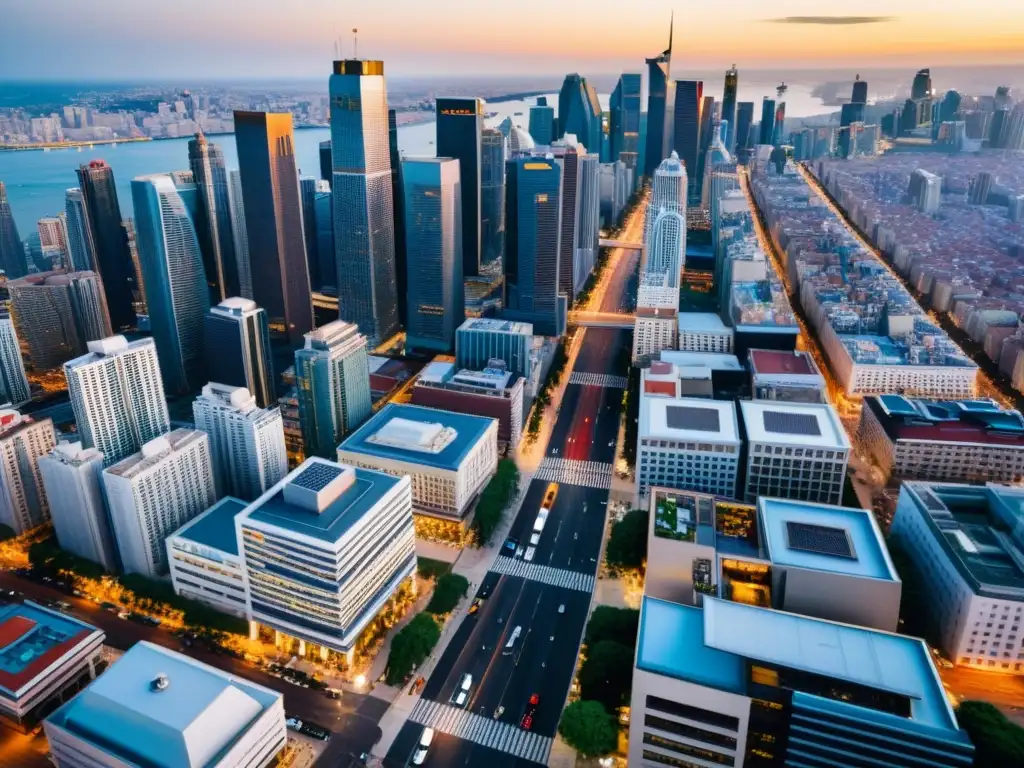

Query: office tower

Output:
[852, 74, 868, 105]
[480, 127, 506, 271]
[436, 98, 482, 278]
[697, 94, 715, 200]
[402, 158, 464, 353]
[103, 429, 215, 577]
[701, 120, 731, 209]
[64, 188, 96, 273]
[759, 97, 776, 145]
[64, 336, 170, 467]
[227, 170, 252, 300]
[313, 182, 335, 292]
[233, 111, 314, 348]
[319, 139, 332, 182]
[192, 382, 287, 501]
[188, 132, 238, 302]
[940, 90, 962, 121]
[528, 97, 555, 146]
[558, 73, 601, 153]
[131, 174, 211, 395]
[75, 160, 136, 331]
[299, 176, 321, 289]
[643, 15, 673, 177]
[294, 320, 372, 458]
[610, 73, 642, 160]
[503, 156, 564, 337]
[773, 101, 787, 146]
[204, 297, 275, 408]
[575, 152, 601, 296]
[0, 313, 30, 407]
[39, 442, 118, 572]
[237, 457, 415, 661]
[7, 271, 112, 370]
[388, 107, 406, 328]
[721, 65, 738, 151]
[329, 60, 400, 346]
[734, 102, 754, 155]
[549, 140, 582, 302]
[641, 155, 687, 304]
[37, 216, 70, 268]
[840, 101, 864, 128]
[0, 181, 27, 279]
[455, 317, 533, 379]
[912, 67, 932, 100]
[671, 80, 703, 203]
[644, 151, 687, 248]
[0, 410, 56, 534]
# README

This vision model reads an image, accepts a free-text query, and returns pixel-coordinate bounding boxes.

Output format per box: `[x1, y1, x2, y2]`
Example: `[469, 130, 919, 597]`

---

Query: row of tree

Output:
[526, 339, 569, 442]
[472, 458, 520, 546]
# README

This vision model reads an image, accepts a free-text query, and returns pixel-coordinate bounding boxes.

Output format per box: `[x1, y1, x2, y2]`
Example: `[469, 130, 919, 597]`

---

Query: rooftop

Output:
[0, 602, 100, 697]
[677, 312, 731, 333]
[739, 400, 849, 449]
[46, 641, 280, 768]
[866, 395, 1024, 447]
[170, 497, 248, 557]
[658, 350, 743, 371]
[640, 396, 740, 444]
[67, 335, 154, 367]
[749, 348, 820, 377]
[104, 429, 206, 480]
[417, 362, 517, 391]
[458, 317, 533, 336]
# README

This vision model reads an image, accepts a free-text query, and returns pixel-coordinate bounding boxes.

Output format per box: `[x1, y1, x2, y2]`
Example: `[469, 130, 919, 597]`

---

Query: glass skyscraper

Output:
[722, 66, 739, 152]
[0, 181, 27, 279]
[64, 188, 97, 273]
[329, 60, 400, 346]
[436, 98, 483, 278]
[480, 127, 506, 272]
[299, 176, 323, 290]
[610, 73, 642, 161]
[558, 74, 602, 154]
[735, 102, 755, 157]
[759, 97, 777, 145]
[314, 183, 334, 293]
[389, 108, 406, 327]
[528, 98, 555, 146]
[188, 132, 238, 302]
[671, 80, 704, 204]
[643, 15, 673, 177]
[204, 297, 275, 409]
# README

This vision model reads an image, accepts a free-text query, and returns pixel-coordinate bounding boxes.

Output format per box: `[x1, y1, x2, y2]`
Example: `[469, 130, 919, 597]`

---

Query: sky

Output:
[2, 0, 1023, 79]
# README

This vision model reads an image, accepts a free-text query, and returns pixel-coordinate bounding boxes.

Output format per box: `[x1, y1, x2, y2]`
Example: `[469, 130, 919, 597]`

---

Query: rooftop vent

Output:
[150, 673, 170, 692]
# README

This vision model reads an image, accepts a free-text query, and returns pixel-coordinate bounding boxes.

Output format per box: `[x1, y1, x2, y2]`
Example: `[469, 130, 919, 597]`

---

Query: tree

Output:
[605, 508, 648, 570]
[0, 524, 15, 542]
[385, 613, 441, 685]
[29, 537, 106, 580]
[426, 573, 469, 615]
[558, 700, 617, 758]
[957, 700, 1024, 767]
[472, 459, 520, 546]
[585, 607, 640, 651]
[577, 640, 634, 713]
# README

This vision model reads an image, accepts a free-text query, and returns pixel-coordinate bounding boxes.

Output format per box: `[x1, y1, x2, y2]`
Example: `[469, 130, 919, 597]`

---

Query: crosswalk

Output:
[489, 556, 596, 593]
[535, 457, 614, 489]
[409, 698, 553, 765]
[569, 371, 629, 389]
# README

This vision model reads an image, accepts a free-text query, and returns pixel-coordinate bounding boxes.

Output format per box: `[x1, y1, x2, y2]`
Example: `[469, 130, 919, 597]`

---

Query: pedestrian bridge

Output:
[599, 238, 643, 251]
[569, 311, 636, 329]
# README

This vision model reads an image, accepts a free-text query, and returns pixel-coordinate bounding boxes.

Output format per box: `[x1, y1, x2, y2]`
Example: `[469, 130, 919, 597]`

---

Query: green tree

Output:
[605, 508, 648, 570]
[472, 459, 520, 546]
[585, 606, 640, 650]
[416, 557, 452, 580]
[578, 640, 634, 713]
[558, 699, 618, 758]
[385, 613, 441, 685]
[29, 538, 106, 579]
[426, 573, 470, 615]
[957, 700, 1024, 767]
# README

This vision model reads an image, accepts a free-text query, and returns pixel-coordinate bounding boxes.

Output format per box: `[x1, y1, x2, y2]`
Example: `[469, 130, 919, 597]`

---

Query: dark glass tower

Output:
[697, 95, 716, 200]
[319, 140, 333, 183]
[233, 111, 314, 349]
[759, 98, 776, 145]
[436, 97, 483, 278]
[0, 181, 27, 280]
[529, 98, 555, 146]
[557, 74, 601, 154]
[188, 132, 238, 302]
[735, 102, 754, 156]
[610, 73, 642, 160]
[76, 160, 137, 330]
[912, 68, 932, 100]
[671, 80, 704, 203]
[722, 66, 739, 152]
[299, 176, 320, 290]
[643, 14, 673, 176]
[205, 297, 275, 408]
[389, 107, 406, 327]
[852, 75, 868, 105]
[480, 127, 506, 271]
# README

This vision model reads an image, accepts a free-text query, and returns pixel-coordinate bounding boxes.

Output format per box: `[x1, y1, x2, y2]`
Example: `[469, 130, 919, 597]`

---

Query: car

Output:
[504, 537, 517, 553]
[521, 694, 539, 730]
[529, 532, 540, 547]
[524, 546, 535, 562]
[412, 727, 434, 765]
[503, 626, 522, 655]
[411, 676, 426, 694]
[468, 598, 481, 615]
[515, 547, 524, 559]
[117, 611, 129, 620]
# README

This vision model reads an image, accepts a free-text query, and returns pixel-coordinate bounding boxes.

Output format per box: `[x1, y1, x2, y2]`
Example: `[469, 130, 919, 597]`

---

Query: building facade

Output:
[0, 313, 30, 407]
[0, 181, 28, 279]
[610, 73, 642, 160]
[557, 74, 601, 153]
[671, 80, 704, 203]
[480, 127, 506, 272]
[204, 297, 275, 409]
[455, 318, 533, 380]
[227, 170, 252, 299]
[188, 132, 238, 301]
[678, 312, 734, 353]
[0, 411, 57, 534]
[64, 188, 97, 273]
[436, 98, 482, 277]
[633, 308, 679, 364]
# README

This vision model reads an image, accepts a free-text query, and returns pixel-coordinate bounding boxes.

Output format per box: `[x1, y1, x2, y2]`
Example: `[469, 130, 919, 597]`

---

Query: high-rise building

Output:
[37, 216, 70, 268]
[319, 139, 332, 182]
[759, 97, 776, 145]
[549, 140, 581, 302]
[299, 175, 321, 290]
[643, 152, 687, 286]
[671, 80, 704, 202]
[0, 410, 56, 534]
[696, 94, 716, 200]
[772, 101, 787, 146]
[0, 313, 30, 407]
[852, 74, 868, 105]
[313, 182, 335, 292]
[436, 98, 483, 278]
[7, 271, 112, 370]
[480, 127, 506, 272]
[64, 336, 170, 467]
[75, 161, 137, 331]
[388, 107, 406, 328]
[455, 317, 533, 380]
[734, 102, 754, 157]
[528, 97, 555, 146]
[329, 60, 400, 346]
[233, 111, 313, 349]
[39, 442, 118, 572]
[64, 188, 96, 273]
[908, 168, 942, 214]
[204, 297, 275, 408]
[643, 15, 673, 177]
[557, 73, 601, 153]
[103, 429, 215, 577]
[575, 152, 601, 296]
[610, 73, 642, 160]
[722, 65, 739, 151]
[188, 133, 238, 302]
[402, 158, 464, 353]
[227, 170, 252, 300]
[912, 67, 933, 100]
[294, 320, 372, 458]
[0, 181, 28, 279]
[192, 382, 287, 501]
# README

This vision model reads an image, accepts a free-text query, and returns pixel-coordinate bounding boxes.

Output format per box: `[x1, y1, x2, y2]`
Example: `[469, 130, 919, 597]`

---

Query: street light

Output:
[353, 674, 367, 689]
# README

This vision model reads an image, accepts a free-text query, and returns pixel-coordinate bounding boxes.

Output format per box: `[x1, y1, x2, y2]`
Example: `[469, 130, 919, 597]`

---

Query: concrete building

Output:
[0, 602, 104, 732]
[0, 410, 57, 534]
[204, 297, 275, 409]
[64, 336, 170, 467]
[192, 383, 288, 502]
[38, 442, 118, 573]
[455, 317, 533, 380]
[103, 430, 217, 578]
[677, 312, 734, 353]
[748, 348, 827, 403]
[167, 497, 249, 618]
[44, 641, 286, 768]
[739, 401, 849, 505]
[237, 458, 415, 661]
[632, 307, 678, 364]
[0, 312, 31, 407]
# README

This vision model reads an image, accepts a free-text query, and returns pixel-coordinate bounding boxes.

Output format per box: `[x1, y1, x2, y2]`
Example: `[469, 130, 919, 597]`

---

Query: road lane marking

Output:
[409, 699, 554, 765]
[569, 371, 629, 389]
[488, 557, 596, 593]
[534, 457, 613, 489]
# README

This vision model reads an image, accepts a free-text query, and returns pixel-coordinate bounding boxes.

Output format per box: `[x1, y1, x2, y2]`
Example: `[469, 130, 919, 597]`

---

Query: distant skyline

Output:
[2, 1, 1022, 80]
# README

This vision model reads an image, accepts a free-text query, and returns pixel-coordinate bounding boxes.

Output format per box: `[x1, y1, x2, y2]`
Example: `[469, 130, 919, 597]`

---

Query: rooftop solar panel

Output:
[763, 411, 822, 437]
[785, 521, 855, 559]
[665, 406, 721, 433]
[290, 463, 343, 492]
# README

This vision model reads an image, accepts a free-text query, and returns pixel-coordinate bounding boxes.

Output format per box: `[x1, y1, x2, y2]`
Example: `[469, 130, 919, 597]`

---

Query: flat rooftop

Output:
[0, 602, 100, 696]
[739, 400, 849, 449]
[458, 317, 533, 336]
[759, 498, 899, 581]
[677, 312, 731, 333]
[104, 429, 205, 479]
[339, 403, 495, 472]
[658, 350, 743, 371]
[640, 396, 740, 444]
[749, 348, 820, 377]
[170, 497, 248, 557]
[866, 395, 1024, 448]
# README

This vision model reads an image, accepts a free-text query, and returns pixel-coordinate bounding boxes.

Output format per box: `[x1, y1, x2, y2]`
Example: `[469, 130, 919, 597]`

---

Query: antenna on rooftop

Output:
[353, 28, 359, 59]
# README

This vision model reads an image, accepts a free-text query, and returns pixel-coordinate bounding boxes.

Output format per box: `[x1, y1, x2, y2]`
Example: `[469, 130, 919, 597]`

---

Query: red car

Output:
[521, 694, 539, 730]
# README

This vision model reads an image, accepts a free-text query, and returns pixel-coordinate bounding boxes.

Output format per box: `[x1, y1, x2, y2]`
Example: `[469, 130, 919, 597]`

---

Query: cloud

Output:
[764, 16, 895, 26]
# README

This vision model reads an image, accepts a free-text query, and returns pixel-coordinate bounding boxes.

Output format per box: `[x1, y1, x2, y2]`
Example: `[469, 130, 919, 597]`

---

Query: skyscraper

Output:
[319, 140, 333, 183]
[37, 216, 70, 268]
[575, 152, 601, 296]
[227, 170, 252, 300]
[299, 175, 321, 290]
[192, 382, 287, 501]
[402, 158, 464, 353]
[852, 74, 868, 106]
[64, 188, 97, 273]
[552, 140, 582, 302]
[294, 320, 372, 458]
[389, 107, 406, 328]
[0, 181, 27, 280]
[313, 182, 335, 293]
[7, 271, 112, 370]
[64, 336, 170, 467]
[188, 132, 238, 302]
[735, 102, 755, 158]
[480, 127, 506, 272]
[0, 313, 30, 407]
[131, 174, 211, 395]
[558, 73, 602, 154]
[75, 160, 137, 331]
[528, 97, 555, 146]
[0, 410, 57, 534]
[722, 65, 739, 152]
[329, 60, 400, 346]
[759, 97, 776, 145]
[773, 101, 787, 146]
[643, 14, 673, 177]
[436, 98, 483, 279]
[610, 73, 642, 160]
[233, 111, 314, 349]
[643, 152, 687, 285]
[671, 80, 704, 203]
[697, 94, 716, 201]
[204, 297, 275, 408]
[912, 68, 933, 100]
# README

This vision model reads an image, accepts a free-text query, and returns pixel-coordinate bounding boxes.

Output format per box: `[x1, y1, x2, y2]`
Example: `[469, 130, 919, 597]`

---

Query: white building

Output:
[44, 641, 286, 768]
[64, 336, 170, 467]
[193, 383, 288, 502]
[632, 307, 678, 364]
[38, 442, 118, 573]
[103, 429, 217, 578]
[0, 312, 30, 407]
[167, 497, 249, 618]
[0, 410, 57, 534]
[237, 458, 416, 661]
[677, 312, 734, 353]
[739, 400, 850, 505]
[637, 395, 741, 498]
[337, 403, 498, 522]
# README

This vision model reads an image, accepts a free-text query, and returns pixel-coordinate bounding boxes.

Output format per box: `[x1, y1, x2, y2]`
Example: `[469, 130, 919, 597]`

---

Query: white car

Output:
[529, 532, 540, 547]
[451, 674, 472, 707]
[524, 546, 536, 562]
[412, 727, 434, 765]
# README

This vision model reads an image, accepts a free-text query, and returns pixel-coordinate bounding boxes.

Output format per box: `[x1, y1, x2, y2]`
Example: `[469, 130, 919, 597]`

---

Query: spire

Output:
[665, 11, 674, 59]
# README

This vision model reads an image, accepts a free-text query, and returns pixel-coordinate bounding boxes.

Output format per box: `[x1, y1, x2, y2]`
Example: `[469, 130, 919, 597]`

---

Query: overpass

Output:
[599, 238, 642, 251]
[569, 311, 636, 329]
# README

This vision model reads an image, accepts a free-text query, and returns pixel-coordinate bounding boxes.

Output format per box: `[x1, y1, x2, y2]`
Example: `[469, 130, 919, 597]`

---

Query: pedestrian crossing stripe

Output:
[409, 698, 553, 765]
[569, 371, 629, 389]
[535, 457, 614, 489]
[488, 557, 596, 593]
